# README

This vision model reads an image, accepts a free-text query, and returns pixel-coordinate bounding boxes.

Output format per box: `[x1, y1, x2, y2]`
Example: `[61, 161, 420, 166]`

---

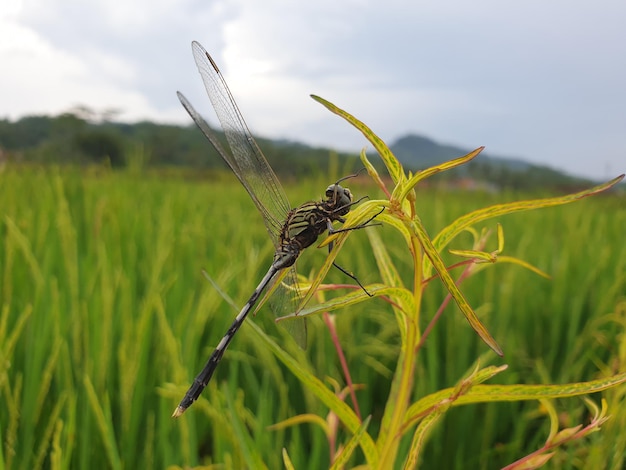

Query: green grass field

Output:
[1, 165, 625, 469]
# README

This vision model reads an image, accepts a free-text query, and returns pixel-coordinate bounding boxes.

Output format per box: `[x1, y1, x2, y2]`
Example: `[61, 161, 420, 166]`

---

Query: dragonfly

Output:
[173, 41, 380, 418]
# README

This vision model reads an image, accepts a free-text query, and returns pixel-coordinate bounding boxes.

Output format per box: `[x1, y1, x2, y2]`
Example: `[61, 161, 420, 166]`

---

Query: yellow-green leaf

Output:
[394, 147, 484, 202]
[330, 416, 372, 470]
[404, 371, 626, 430]
[431, 175, 625, 264]
[247, 320, 380, 467]
[311, 95, 405, 184]
[411, 216, 503, 355]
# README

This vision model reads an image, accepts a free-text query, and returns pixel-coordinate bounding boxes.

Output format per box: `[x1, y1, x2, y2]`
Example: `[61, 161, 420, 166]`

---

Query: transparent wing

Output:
[269, 266, 307, 349]
[181, 40, 291, 241]
[180, 41, 306, 345]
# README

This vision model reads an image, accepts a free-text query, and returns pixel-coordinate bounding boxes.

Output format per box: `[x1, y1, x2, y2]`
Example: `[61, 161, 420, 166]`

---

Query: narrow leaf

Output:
[411, 216, 503, 355]
[246, 320, 380, 467]
[311, 95, 405, 184]
[431, 175, 625, 269]
[330, 416, 372, 470]
[403, 410, 444, 470]
[394, 147, 484, 202]
[404, 371, 626, 430]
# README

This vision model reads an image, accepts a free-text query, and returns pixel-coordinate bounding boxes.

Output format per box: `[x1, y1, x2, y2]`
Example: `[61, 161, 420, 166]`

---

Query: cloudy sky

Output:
[1, 0, 624, 180]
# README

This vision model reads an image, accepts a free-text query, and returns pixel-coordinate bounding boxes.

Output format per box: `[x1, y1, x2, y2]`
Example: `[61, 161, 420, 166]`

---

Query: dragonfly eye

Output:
[325, 184, 349, 199]
[342, 188, 353, 204]
[326, 184, 353, 214]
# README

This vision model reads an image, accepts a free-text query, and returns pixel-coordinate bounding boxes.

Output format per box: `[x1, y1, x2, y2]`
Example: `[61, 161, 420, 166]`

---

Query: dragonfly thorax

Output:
[275, 183, 354, 270]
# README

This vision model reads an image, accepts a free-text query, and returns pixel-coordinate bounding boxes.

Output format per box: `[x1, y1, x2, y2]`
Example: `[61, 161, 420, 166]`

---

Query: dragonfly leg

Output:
[325, 207, 385, 297]
[329, 206, 385, 235]
[331, 255, 374, 297]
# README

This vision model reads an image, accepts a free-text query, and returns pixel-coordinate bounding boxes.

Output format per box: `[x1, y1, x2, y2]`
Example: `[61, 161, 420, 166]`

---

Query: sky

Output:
[1, 0, 624, 180]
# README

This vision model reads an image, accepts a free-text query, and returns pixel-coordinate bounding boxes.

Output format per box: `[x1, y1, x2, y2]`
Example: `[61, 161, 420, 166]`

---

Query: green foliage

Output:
[0, 131, 624, 468]
[0, 112, 600, 191]
[0, 114, 362, 177]
[73, 130, 125, 167]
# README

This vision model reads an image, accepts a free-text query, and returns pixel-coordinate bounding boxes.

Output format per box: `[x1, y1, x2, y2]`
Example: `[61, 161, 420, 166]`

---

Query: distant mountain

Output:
[388, 134, 531, 172]
[379, 133, 593, 189]
[0, 112, 594, 189]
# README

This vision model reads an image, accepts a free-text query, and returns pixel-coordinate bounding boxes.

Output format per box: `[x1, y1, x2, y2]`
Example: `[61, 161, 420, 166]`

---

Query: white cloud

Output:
[1, 0, 624, 179]
[0, 19, 157, 121]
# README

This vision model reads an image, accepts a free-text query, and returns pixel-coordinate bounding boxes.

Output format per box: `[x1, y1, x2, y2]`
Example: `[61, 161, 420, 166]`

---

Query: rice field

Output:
[1, 165, 625, 469]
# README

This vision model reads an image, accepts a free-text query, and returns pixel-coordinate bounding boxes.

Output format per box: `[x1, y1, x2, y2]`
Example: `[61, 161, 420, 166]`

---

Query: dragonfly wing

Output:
[267, 266, 308, 349]
[185, 40, 291, 240]
[177, 91, 284, 240]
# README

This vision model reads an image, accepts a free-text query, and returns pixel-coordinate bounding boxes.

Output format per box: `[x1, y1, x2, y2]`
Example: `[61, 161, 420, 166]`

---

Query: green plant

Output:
[246, 96, 625, 468]
[1, 120, 623, 468]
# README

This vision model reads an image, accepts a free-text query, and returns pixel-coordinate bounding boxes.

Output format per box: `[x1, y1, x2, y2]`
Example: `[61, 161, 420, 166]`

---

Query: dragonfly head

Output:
[325, 183, 353, 215]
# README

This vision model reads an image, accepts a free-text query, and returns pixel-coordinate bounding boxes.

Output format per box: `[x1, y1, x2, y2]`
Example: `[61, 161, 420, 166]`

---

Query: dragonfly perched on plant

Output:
[173, 41, 381, 418]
